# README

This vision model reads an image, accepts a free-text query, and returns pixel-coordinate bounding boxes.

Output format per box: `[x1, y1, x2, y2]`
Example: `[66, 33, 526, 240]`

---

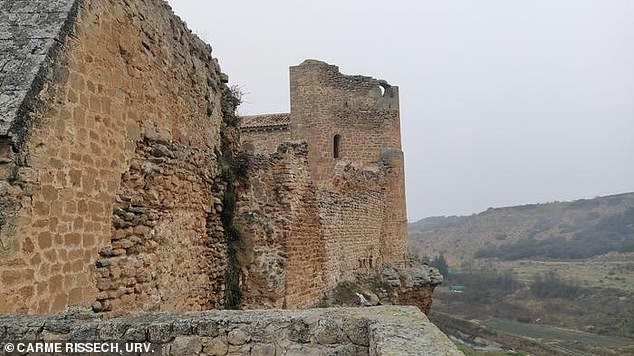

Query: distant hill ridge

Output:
[409, 192, 634, 265]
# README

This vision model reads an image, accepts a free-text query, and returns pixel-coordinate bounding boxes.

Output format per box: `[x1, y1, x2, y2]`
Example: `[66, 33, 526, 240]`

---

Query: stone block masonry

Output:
[236, 142, 327, 309]
[94, 137, 227, 313]
[0, 306, 463, 355]
[0, 0, 235, 313]
[240, 113, 291, 154]
[237, 60, 409, 308]
[0, 0, 459, 352]
[1, 0, 416, 330]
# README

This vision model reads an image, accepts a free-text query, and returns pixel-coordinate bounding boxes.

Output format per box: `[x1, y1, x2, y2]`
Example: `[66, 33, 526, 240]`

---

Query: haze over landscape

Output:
[167, 0, 634, 220]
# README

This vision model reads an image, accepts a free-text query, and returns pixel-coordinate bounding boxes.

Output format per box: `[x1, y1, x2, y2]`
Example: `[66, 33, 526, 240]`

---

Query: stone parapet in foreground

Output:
[0, 306, 462, 355]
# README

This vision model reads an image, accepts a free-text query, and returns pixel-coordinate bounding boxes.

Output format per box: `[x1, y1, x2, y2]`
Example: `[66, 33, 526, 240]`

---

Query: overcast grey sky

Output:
[167, 0, 634, 221]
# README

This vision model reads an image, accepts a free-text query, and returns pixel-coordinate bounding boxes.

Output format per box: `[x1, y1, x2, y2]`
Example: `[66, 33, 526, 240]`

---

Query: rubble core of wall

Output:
[236, 142, 326, 309]
[0, 306, 463, 356]
[94, 138, 227, 313]
[0, 0, 235, 313]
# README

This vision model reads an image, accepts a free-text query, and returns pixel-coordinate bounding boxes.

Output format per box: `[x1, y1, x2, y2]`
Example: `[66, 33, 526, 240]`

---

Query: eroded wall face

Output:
[381, 150, 408, 266]
[94, 138, 227, 312]
[318, 165, 388, 287]
[0, 0, 231, 313]
[289, 60, 407, 268]
[236, 142, 327, 309]
[288, 60, 408, 270]
[237, 144, 402, 308]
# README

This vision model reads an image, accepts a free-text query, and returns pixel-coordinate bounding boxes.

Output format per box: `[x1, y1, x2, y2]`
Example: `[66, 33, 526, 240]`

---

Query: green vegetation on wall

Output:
[218, 83, 246, 309]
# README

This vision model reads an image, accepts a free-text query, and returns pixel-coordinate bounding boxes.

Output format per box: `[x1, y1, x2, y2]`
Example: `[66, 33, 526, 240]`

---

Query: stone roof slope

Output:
[0, 0, 78, 137]
[239, 112, 290, 131]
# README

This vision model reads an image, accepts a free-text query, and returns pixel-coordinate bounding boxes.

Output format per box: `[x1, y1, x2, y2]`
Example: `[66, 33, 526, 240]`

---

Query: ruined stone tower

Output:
[238, 60, 408, 308]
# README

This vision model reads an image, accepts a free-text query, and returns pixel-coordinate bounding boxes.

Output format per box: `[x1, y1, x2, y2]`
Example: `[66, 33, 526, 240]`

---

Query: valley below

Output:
[410, 193, 634, 355]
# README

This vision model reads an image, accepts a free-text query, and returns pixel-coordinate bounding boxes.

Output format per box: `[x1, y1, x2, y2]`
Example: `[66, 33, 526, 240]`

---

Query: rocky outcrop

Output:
[320, 261, 443, 315]
[381, 264, 443, 315]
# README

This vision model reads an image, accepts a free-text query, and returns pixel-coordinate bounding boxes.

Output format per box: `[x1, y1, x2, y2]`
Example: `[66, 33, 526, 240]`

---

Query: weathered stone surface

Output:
[237, 61, 408, 309]
[148, 322, 174, 343]
[202, 335, 228, 356]
[393, 263, 444, 315]
[227, 327, 250, 346]
[364, 292, 380, 306]
[0, 307, 461, 355]
[0, 0, 77, 134]
[368, 307, 461, 356]
[250, 343, 276, 356]
[314, 318, 344, 345]
[343, 318, 370, 347]
[0, 0, 231, 313]
[381, 266, 402, 288]
[170, 336, 203, 356]
[289, 319, 311, 344]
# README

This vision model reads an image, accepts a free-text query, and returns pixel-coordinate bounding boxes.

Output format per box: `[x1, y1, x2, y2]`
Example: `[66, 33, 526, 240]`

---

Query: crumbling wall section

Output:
[0, 0, 233, 313]
[235, 60, 411, 308]
[94, 138, 226, 313]
[237, 144, 404, 308]
[318, 162, 388, 287]
[380, 149, 409, 266]
[289, 60, 408, 269]
[236, 142, 326, 309]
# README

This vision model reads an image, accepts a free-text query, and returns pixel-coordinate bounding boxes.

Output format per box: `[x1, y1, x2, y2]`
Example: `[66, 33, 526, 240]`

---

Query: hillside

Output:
[410, 193, 634, 354]
[409, 192, 634, 266]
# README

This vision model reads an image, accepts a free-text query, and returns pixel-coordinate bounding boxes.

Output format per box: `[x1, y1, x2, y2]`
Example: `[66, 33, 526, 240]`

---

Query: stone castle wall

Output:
[287, 61, 409, 270]
[317, 166, 389, 287]
[0, 306, 463, 356]
[236, 142, 327, 309]
[0, 2, 457, 353]
[236, 144, 405, 308]
[240, 128, 290, 155]
[238, 61, 409, 308]
[0, 0, 233, 313]
[1, 0, 409, 316]
[288, 60, 402, 185]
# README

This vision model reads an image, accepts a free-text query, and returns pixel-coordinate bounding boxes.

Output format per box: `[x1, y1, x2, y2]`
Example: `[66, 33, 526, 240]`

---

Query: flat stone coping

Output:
[0, 306, 462, 355]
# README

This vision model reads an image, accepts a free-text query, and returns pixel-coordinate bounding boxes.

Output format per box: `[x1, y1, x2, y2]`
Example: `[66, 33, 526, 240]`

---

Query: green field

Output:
[500, 254, 634, 292]
[484, 318, 633, 347]
[412, 193, 634, 354]
[433, 312, 634, 356]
